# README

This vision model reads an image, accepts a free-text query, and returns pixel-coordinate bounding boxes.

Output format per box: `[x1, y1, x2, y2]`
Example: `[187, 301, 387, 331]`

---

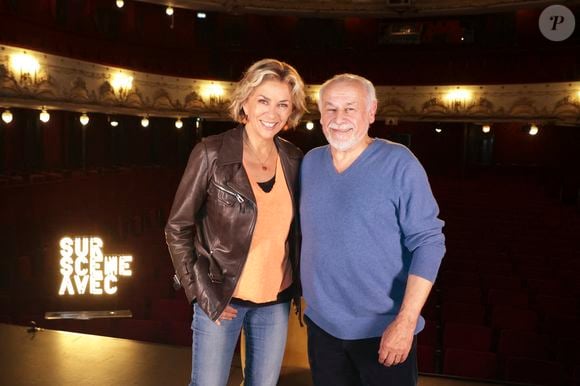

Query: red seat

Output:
[487, 288, 529, 307]
[490, 306, 538, 332]
[441, 286, 482, 304]
[418, 320, 438, 347]
[443, 348, 498, 379]
[481, 274, 523, 290]
[417, 345, 436, 374]
[437, 270, 480, 289]
[504, 357, 564, 386]
[533, 295, 579, 316]
[497, 330, 553, 360]
[441, 302, 486, 325]
[443, 323, 492, 352]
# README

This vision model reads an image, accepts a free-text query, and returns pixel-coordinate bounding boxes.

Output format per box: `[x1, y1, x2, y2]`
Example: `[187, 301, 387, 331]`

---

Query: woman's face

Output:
[242, 79, 293, 141]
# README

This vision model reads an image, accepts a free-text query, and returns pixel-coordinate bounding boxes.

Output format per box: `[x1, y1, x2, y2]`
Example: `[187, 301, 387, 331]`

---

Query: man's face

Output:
[319, 80, 376, 152]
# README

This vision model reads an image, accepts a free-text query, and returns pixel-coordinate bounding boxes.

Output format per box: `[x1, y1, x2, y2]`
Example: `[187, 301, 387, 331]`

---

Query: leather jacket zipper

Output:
[212, 181, 245, 204]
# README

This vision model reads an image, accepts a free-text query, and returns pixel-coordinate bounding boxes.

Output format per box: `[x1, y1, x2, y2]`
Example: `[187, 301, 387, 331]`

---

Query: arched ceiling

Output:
[135, 0, 576, 17]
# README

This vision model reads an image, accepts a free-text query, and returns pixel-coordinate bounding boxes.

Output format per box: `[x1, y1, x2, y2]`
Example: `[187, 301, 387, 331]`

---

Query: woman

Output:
[165, 58, 307, 386]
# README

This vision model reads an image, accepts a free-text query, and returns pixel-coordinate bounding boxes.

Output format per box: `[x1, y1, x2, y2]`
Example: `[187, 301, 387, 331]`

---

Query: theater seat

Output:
[504, 357, 564, 386]
[443, 323, 493, 352]
[417, 345, 436, 374]
[443, 348, 498, 380]
[490, 306, 538, 332]
[441, 302, 486, 325]
[497, 330, 553, 360]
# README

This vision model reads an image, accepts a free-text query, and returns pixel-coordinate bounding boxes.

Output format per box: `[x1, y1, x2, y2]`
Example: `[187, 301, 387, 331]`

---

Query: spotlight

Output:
[116, 0, 124, 8]
[175, 118, 183, 129]
[2, 109, 13, 124]
[166, 6, 174, 16]
[39, 108, 50, 123]
[79, 113, 89, 126]
[141, 116, 149, 128]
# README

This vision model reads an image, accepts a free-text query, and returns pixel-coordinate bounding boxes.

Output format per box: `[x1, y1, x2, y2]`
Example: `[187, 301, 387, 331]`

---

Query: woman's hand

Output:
[215, 305, 238, 325]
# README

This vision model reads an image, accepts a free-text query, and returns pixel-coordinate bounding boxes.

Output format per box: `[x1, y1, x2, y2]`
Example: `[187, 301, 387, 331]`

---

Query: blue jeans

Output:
[190, 301, 290, 386]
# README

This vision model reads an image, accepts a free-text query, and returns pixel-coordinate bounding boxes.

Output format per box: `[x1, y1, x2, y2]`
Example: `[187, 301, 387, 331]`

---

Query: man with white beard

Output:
[300, 74, 446, 386]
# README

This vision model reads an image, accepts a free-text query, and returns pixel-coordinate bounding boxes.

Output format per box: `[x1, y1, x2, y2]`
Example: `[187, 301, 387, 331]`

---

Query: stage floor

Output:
[0, 323, 507, 386]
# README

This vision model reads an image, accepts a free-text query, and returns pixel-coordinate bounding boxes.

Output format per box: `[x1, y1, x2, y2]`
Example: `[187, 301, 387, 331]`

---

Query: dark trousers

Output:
[305, 316, 418, 386]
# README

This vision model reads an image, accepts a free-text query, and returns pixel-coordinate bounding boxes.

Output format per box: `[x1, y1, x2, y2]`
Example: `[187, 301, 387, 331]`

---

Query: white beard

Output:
[324, 124, 366, 152]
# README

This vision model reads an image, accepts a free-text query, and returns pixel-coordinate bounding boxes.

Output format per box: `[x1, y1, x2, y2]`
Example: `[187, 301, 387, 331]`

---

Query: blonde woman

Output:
[165, 59, 306, 386]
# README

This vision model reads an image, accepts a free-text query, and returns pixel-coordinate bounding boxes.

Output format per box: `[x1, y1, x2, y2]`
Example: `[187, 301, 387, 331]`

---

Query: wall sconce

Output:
[444, 88, 472, 111]
[202, 83, 225, 105]
[2, 109, 13, 124]
[110, 72, 133, 99]
[175, 118, 183, 129]
[141, 116, 149, 128]
[9, 53, 44, 86]
[529, 124, 539, 136]
[79, 113, 89, 126]
[39, 108, 50, 123]
[482, 124, 491, 133]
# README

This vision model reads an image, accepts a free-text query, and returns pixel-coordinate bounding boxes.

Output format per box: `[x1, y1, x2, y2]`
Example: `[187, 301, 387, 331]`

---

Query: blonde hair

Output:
[318, 73, 377, 112]
[229, 59, 307, 129]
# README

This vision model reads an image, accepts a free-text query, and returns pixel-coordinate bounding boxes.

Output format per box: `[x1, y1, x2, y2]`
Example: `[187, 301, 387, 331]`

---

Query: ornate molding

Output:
[1, 45, 579, 125]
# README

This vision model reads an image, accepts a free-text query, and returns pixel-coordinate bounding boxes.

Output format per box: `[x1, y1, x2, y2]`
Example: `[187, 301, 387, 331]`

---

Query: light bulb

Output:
[435, 128, 442, 133]
[110, 120, 119, 127]
[2, 109, 13, 124]
[166, 6, 174, 16]
[116, 0, 124, 8]
[529, 124, 539, 136]
[482, 125, 491, 133]
[39, 108, 50, 123]
[80, 113, 89, 126]
[306, 121, 314, 131]
[175, 118, 183, 129]
[141, 116, 149, 128]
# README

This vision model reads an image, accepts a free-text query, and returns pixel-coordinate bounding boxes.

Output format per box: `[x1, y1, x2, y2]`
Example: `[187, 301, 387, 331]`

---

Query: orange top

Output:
[233, 156, 293, 303]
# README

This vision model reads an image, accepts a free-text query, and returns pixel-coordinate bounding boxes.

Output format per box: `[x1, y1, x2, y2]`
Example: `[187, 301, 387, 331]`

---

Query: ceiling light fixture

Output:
[2, 109, 13, 124]
[80, 113, 89, 126]
[39, 108, 50, 123]
[175, 118, 183, 129]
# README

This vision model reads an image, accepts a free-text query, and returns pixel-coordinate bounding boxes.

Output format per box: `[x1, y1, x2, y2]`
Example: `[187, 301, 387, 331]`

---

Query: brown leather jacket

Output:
[165, 126, 302, 321]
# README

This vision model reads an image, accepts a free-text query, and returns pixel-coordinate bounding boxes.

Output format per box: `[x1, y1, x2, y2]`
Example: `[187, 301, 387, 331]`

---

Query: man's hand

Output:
[378, 315, 416, 367]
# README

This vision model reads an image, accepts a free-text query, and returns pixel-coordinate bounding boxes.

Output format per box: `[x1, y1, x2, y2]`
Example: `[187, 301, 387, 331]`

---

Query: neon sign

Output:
[58, 237, 132, 295]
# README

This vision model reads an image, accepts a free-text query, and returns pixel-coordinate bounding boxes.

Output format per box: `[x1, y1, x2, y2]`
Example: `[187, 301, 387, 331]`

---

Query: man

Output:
[300, 74, 445, 386]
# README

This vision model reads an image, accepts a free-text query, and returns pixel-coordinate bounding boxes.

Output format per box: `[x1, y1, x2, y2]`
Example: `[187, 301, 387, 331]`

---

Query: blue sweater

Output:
[300, 139, 445, 340]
